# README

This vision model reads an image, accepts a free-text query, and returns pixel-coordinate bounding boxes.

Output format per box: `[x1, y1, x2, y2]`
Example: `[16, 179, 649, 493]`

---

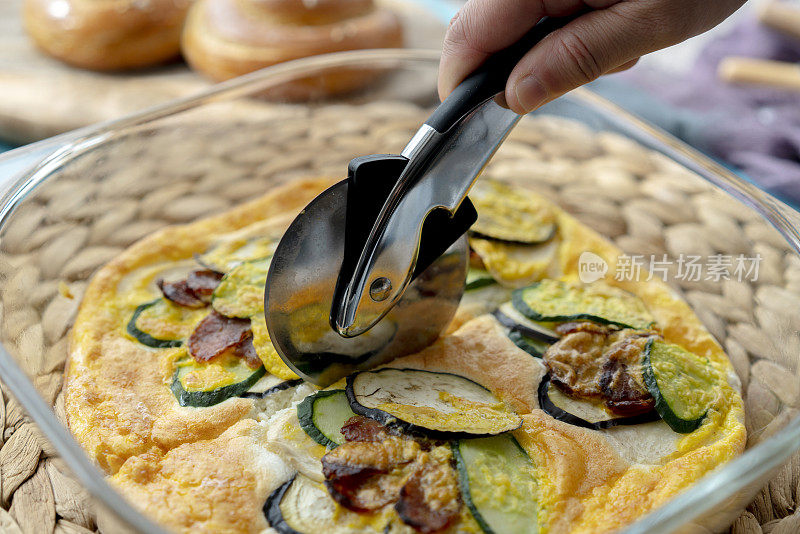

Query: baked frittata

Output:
[65, 177, 745, 533]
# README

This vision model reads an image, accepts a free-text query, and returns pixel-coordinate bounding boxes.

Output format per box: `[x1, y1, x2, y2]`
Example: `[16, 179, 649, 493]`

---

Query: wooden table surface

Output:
[0, 0, 446, 146]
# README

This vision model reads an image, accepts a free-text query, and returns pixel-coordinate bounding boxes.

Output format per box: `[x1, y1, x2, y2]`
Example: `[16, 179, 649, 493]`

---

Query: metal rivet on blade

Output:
[369, 277, 392, 301]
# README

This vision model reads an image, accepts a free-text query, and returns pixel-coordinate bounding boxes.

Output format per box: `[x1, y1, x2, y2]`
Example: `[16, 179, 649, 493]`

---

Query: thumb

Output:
[504, 7, 659, 114]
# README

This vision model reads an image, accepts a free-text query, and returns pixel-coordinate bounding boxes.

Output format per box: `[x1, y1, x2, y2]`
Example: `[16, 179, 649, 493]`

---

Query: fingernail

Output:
[513, 75, 548, 113]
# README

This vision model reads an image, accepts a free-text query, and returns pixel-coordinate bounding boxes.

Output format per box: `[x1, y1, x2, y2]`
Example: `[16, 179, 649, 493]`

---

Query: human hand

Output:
[438, 0, 747, 114]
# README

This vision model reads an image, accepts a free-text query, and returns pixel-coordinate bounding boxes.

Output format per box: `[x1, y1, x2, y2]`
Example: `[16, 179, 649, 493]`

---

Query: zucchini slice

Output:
[453, 434, 539, 534]
[346, 369, 522, 437]
[469, 179, 557, 244]
[466, 268, 496, 291]
[251, 314, 299, 380]
[538, 376, 659, 430]
[643, 340, 719, 433]
[469, 237, 559, 289]
[239, 375, 302, 399]
[493, 302, 560, 344]
[170, 353, 266, 407]
[512, 280, 655, 330]
[126, 298, 207, 349]
[297, 390, 355, 448]
[211, 256, 271, 318]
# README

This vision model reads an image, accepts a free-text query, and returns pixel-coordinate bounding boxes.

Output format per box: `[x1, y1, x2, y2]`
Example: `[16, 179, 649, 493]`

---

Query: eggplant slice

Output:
[538, 375, 659, 430]
[264, 475, 385, 534]
[346, 369, 522, 437]
[508, 330, 550, 358]
[493, 302, 560, 344]
[238, 376, 302, 399]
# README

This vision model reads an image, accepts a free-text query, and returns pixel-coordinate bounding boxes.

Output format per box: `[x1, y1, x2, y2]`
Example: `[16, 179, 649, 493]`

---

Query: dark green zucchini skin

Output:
[511, 284, 654, 330]
[537, 375, 660, 430]
[170, 366, 266, 407]
[239, 379, 303, 399]
[127, 299, 183, 348]
[297, 390, 350, 448]
[264, 476, 301, 534]
[345, 369, 520, 440]
[642, 340, 706, 434]
[451, 435, 537, 534]
[451, 441, 490, 534]
[465, 268, 496, 291]
[465, 276, 496, 291]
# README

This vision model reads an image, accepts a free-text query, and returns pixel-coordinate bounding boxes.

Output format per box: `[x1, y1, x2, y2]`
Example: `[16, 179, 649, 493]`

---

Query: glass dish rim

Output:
[0, 48, 797, 534]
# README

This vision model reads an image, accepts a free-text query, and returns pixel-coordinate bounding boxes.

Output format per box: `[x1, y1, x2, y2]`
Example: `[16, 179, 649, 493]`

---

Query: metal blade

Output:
[331, 99, 521, 337]
[264, 179, 467, 386]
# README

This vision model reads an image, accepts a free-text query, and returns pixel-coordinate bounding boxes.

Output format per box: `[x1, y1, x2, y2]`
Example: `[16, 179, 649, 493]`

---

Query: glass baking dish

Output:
[0, 49, 797, 534]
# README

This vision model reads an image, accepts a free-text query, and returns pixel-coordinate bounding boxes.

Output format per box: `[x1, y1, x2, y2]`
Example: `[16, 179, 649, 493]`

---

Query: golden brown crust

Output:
[110, 419, 292, 533]
[181, 0, 403, 95]
[514, 411, 629, 534]
[23, 0, 191, 71]
[65, 177, 332, 473]
[67, 339, 253, 474]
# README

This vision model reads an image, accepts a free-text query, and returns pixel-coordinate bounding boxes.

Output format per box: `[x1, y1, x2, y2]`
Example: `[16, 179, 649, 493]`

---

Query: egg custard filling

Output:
[65, 177, 745, 533]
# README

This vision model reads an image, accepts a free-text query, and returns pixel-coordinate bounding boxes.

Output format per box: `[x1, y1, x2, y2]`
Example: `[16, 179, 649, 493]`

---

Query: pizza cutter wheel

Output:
[265, 15, 575, 386]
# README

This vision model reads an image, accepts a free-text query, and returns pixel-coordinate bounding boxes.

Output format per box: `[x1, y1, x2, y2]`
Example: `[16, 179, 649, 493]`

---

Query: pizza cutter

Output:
[266, 15, 576, 386]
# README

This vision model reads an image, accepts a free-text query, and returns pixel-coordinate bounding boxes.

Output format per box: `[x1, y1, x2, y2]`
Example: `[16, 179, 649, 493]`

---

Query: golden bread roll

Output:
[23, 0, 192, 71]
[181, 0, 403, 95]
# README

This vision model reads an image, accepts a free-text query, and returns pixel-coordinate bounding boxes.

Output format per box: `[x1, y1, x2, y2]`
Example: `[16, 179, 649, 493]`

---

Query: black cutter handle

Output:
[426, 14, 579, 134]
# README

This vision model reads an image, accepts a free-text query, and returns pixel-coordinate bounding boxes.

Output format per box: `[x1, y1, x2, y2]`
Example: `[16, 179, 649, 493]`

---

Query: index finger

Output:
[437, 0, 617, 101]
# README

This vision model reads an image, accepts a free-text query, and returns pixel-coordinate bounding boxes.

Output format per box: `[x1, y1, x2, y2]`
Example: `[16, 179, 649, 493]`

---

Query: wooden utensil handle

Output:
[718, 57, 800, 92]
[759, 0, 800, 41]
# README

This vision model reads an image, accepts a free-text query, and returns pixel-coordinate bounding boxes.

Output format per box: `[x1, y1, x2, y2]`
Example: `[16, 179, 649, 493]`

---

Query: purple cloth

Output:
[624, 16, 800, 204]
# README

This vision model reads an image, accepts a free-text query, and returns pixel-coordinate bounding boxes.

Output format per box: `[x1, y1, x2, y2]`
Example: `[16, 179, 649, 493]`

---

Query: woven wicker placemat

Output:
[0, 101, 797, 533]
